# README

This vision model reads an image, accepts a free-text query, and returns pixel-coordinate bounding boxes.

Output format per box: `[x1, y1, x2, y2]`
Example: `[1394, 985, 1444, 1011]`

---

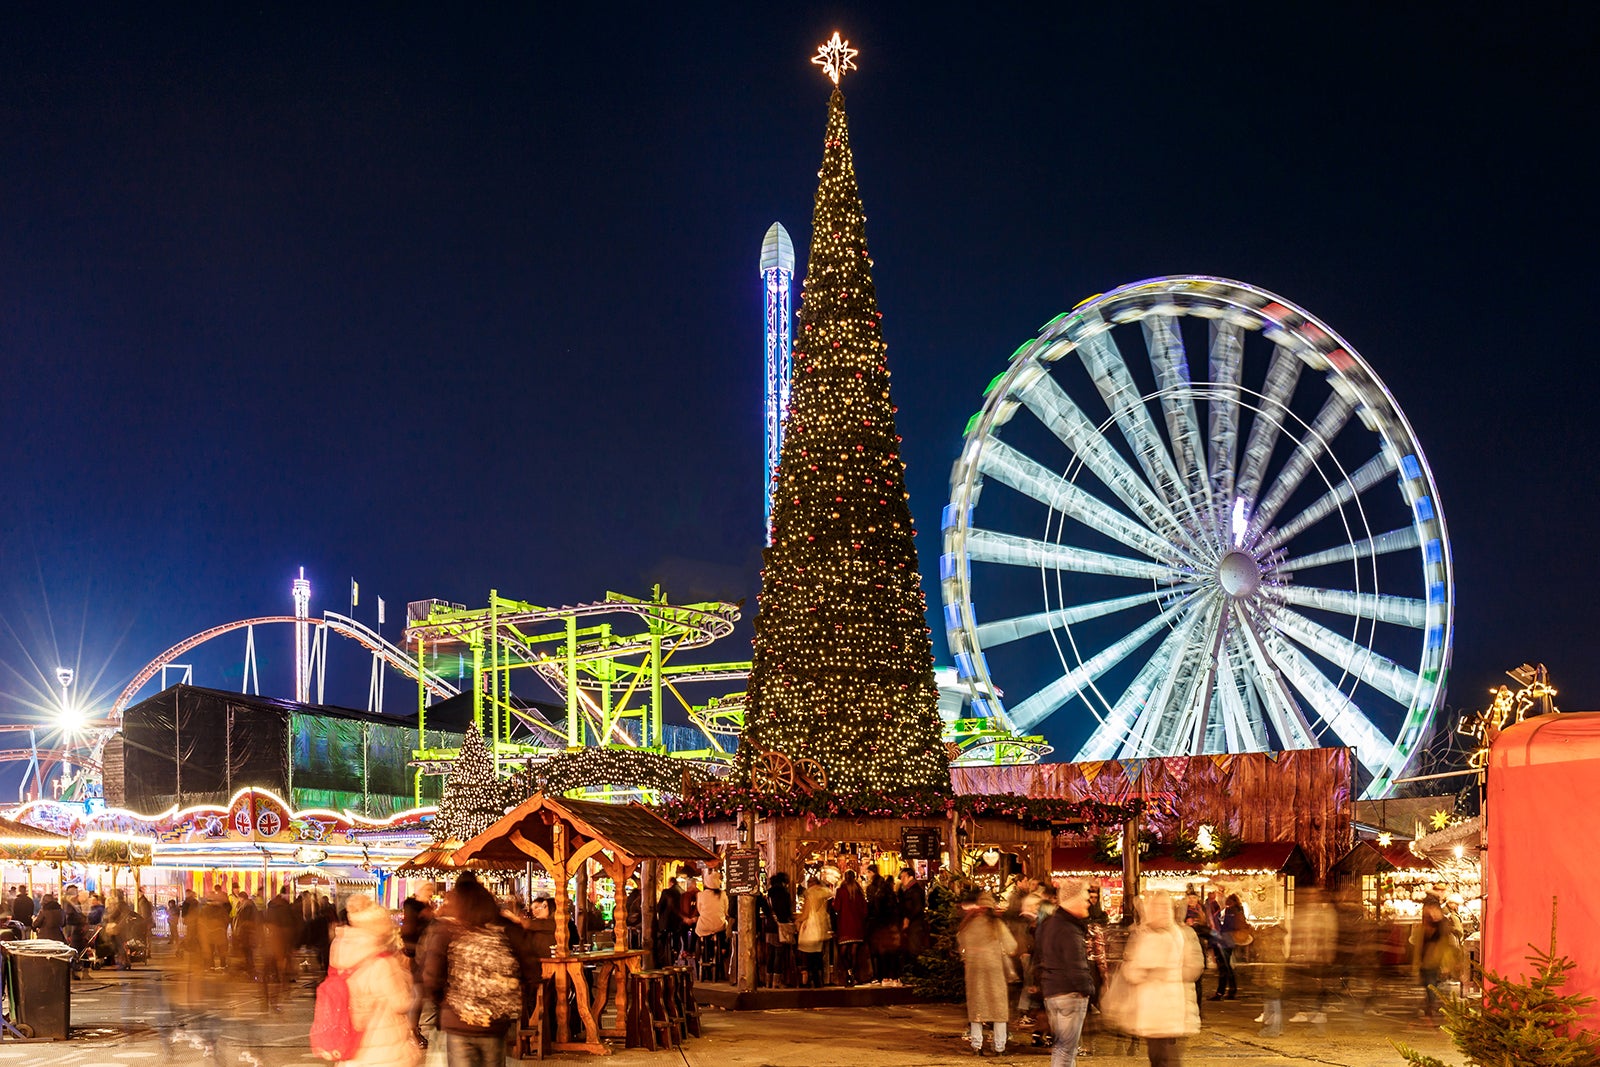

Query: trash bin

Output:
[2, 939, 75, 1039]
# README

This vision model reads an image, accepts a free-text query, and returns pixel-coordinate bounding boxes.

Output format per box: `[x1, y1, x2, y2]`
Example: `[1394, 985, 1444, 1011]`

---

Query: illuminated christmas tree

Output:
[431, 723, 509, 844]
[739, 39, 948, 795]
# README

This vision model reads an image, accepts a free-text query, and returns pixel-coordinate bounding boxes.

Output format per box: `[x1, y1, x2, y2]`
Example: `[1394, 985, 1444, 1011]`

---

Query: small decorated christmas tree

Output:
[430, 723, 510, 845]
[1397, 901, 1599, 1067]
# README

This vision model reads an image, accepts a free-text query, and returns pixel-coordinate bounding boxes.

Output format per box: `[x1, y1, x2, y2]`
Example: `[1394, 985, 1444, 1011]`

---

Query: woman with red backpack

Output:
[422, 875, 541, 1067]
[313, 894, 418, 1067]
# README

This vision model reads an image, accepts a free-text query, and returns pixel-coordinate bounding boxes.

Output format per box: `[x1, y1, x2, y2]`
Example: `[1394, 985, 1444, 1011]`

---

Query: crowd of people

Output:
[1, 865, 1472, 1065]
[649, 863, 930, 988]
[950, 874, 1474, 1064]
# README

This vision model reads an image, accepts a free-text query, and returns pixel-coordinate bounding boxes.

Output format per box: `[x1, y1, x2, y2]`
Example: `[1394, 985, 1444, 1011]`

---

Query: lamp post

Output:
[55, 666, 75, 785]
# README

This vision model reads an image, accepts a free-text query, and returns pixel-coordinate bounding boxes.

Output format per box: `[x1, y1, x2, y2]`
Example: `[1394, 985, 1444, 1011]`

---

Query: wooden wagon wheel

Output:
[751, 750, 796, 793]
[793, 757, 828, 792]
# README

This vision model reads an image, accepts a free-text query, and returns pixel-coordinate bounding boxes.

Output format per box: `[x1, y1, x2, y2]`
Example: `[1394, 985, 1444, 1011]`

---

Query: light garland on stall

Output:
[737, 44, 949, 795]
[521, 747, 714, 801]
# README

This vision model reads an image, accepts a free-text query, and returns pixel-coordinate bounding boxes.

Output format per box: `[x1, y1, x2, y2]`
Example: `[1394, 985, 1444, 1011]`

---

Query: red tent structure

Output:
[1486, 712, 1600, 1030]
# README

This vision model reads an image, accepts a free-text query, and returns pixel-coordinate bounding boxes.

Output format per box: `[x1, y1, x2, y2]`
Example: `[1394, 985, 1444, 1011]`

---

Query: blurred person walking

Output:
[959, 890, 1017, 1056]
[316, 894, 420, 1067]
[422, 876, 540, 1067]
[400, 882, 437, 1043]
[796, 875, 833, 988]
[1035, 878, 1095, 1066]
[1411, 893, 1458, 1024]
[1117, 890, 1203, 1067]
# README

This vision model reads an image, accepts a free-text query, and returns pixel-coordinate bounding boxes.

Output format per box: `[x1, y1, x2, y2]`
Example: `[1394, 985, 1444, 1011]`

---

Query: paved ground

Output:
[6, 959, 1458, 1066]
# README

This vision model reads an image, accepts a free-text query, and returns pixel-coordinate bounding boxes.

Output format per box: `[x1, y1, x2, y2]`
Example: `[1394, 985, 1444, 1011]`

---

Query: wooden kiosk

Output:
[453, 794, 718, 1055]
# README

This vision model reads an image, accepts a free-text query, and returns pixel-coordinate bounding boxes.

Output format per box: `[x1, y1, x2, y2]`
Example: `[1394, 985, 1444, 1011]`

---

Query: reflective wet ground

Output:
[9, 959, 1457, 1066]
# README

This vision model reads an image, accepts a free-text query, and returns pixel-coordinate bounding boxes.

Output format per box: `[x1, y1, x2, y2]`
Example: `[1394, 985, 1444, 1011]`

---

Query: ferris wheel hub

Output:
[1217, 551, 1262, 598]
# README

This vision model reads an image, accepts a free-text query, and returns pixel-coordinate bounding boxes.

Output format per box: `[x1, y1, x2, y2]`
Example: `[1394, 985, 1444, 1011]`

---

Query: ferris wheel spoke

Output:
[1075, 605, 1208, 760]
[1275, 585, 1427, 628]
[1117, 613, 1206, 759]
[1183, 603, 1231, 753]
[1216, 637, 1267, 751]
[1014, 373, 1204, 554]
[1248, 392, 1356, 538]
[1269, 607, 1421, 707]
[1234, 606, 1318, 749]
[1150, 606, 1225, 756]
[1206, 321, 1245, 507]
[1075, 326, 1198, 519]
[1280, 525, 1420, 572]
[977, 437, 1193, 565]
[974, 584, 1195, 649]
[1008, 604, 1195, 732]
[1144, 314, 1211, 510]
[965, 528, 1182, 582]
[1234, 345, 1304, 507]
[1255, 626, 1396, 779]
[1259, 451, 1396, 553]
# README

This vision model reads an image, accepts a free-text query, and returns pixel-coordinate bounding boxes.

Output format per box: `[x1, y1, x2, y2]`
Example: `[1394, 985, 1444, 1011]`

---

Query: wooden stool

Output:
[514, 976, 555, 1060]
[665, 964, 701, 1039]
[629, 969, 673, 1050]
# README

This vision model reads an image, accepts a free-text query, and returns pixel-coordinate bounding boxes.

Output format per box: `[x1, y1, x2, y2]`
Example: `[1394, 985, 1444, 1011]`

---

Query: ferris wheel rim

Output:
[942, 275, 1454, 797]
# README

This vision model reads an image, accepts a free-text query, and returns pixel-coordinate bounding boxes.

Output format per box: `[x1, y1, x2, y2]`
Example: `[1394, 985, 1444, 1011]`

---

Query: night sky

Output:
[3, 6, 1596, 781]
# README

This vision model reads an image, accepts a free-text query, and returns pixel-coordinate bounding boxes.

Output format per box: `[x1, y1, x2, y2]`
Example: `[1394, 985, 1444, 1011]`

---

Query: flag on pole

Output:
[351, 579, 359, 607]
[377, 597, 386, 626]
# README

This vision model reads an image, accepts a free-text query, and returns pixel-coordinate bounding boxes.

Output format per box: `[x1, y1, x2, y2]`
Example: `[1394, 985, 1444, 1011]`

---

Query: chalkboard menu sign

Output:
[901, 827, 942, 860]
[725, 848, 762, 894]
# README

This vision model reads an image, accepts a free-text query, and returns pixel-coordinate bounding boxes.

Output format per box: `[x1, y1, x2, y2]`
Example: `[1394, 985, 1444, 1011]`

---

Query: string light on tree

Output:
[811, 31, 858, 86]
[430, 723, 511, 845]
[739, 38, 948, 794]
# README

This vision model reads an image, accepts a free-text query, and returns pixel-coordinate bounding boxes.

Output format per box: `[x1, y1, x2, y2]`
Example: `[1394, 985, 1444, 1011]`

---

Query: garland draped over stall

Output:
[659, 786, 1143, 828]
[517, 747, 715, 801]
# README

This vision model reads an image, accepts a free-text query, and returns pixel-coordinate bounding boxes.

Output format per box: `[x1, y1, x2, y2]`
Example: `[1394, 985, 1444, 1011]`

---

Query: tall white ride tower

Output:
[292, 568, 312, 703]
[761, 221, 795, 545]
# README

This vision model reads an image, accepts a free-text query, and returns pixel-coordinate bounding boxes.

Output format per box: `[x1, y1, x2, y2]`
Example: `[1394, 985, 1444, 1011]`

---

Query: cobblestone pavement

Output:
[7, 961, 1457, 1066]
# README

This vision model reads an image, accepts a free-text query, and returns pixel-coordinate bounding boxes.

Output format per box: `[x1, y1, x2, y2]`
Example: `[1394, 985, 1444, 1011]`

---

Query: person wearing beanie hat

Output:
[327, 895, 419, 1067]
[695, 869, 730, 981]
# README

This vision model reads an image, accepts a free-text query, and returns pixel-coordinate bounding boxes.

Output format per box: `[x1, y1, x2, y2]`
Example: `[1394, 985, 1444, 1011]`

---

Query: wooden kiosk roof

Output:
[395, 842, 524, 875]
[455, 794, 718, 868]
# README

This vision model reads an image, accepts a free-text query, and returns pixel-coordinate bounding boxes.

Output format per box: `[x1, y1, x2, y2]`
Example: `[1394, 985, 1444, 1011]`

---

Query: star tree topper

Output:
[812, 31, 858, 86]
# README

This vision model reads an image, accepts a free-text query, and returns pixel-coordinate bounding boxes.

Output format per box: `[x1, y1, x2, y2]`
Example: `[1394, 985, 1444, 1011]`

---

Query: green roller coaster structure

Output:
[402, 587, 751, 799]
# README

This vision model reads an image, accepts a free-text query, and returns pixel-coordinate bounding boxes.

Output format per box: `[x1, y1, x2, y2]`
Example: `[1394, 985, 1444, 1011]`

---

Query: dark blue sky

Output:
[2, 5, 1596, 777]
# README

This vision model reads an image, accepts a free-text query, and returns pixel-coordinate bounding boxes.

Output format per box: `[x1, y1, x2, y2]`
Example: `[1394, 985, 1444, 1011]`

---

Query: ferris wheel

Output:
[942, 276, 1453, 798]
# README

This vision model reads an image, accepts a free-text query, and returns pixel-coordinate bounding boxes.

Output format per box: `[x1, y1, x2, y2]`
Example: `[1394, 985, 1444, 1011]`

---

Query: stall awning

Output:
[1331, 840, 1437, 877]
[1051, 842, 1311, 879]
[454, 794, 719, 868]
[395, 842, 523, 874]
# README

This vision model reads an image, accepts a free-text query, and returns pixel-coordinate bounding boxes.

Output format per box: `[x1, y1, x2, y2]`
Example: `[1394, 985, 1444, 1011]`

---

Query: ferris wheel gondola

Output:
[942, 276, 1453, 797]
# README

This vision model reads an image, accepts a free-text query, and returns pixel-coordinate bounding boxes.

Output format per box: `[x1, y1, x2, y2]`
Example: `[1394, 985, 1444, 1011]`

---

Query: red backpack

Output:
[310, 954, 382, 1061]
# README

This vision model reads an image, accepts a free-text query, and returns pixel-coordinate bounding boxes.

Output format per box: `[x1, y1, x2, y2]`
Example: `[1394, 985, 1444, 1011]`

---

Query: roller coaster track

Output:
[406, 594, 748, 748]
[111, 613, 461, 719]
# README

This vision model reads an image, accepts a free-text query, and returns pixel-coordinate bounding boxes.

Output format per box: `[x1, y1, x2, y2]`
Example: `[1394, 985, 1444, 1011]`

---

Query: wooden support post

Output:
[552, 821, 570, 955]
[1121, 815, 1141, 916]
[736, 809, 757, 993]
[640, 859, 656, 957]
[575, 859, 590, 945]
[613, 860, 632, 949]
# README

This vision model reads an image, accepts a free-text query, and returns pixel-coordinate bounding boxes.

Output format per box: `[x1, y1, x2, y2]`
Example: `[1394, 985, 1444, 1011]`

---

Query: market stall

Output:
[450, 793, 718, 1055]
[1050, 841, 1312, 930]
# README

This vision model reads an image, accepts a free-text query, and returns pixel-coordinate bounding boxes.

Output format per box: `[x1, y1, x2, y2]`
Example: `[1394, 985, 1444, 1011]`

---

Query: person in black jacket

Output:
[11, 887, 34, 929]
[421, 875, 541, 1065]
[1035, 878, 1096, 1067]
[33, 895, 65, 942]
